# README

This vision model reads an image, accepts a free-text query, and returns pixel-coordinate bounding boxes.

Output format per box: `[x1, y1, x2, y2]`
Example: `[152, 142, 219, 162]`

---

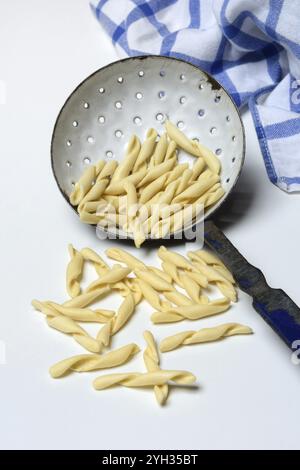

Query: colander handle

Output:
[204, 220, 300, 352]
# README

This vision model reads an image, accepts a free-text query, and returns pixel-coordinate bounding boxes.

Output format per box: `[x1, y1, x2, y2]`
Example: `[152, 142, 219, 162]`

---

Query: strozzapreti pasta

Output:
[32, 243, 252, 406]
[160, 323, 253, 352]
[69, 121, 225, 247]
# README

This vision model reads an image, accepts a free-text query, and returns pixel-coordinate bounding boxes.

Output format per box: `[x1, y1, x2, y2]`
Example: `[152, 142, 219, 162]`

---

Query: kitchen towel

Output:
[91, 0, 300, 192]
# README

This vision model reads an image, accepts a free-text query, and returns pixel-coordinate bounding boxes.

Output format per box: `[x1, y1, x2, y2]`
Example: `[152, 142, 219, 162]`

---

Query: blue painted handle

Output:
[204, 221, 300, 350]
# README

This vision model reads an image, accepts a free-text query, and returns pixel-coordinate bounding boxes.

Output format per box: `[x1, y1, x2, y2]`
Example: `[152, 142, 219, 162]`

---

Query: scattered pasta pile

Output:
[32, 245, 253, 405]
[69, 120, 225, 247]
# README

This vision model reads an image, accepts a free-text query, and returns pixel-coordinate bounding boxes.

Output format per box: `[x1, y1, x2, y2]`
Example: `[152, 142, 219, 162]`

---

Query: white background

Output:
[1, 0, 300, 450]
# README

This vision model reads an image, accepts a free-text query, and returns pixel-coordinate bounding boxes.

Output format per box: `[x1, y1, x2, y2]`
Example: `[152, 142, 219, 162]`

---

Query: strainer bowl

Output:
[51, 55, 245, 240]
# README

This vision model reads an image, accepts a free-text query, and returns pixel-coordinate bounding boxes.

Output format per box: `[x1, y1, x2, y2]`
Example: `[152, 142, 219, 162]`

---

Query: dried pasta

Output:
[66, 244, 84, 298]
[32, 243, 252, 406]
[68, 121, 226, 246]
[93, 370, 196, 390]
[143, 331, 169, 405]
[50, 343, 140, 378]
[160, 323, 253, 352]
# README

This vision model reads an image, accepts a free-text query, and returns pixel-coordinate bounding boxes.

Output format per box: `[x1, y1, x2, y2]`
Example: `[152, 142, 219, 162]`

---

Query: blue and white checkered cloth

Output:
[91, 0, 300, 192]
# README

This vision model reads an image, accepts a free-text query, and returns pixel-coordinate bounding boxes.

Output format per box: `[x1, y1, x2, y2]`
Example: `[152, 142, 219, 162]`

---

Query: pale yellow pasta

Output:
[151, 298, 230, 323]
[50, 343, 140, 378]
[96, 160, 118, 181]
[134, 269, 174, 292]
[173, 173, 219, 204]
[165, 120, 200, 157]
[123, 180, 138, 224]
[93, 370, 196, 390]
[158, 246, 195, 271]
[79, 210, 102, 224]
[161, 261, 183, 287]
[183, 270, 208, 288]
[160, 323, 253, 352]
[143, 331, 168, 405]
[78, 179, 109, 212]
[190, 157, 206, 180]
[158, 180, 179, 204]
[81, 247, 132, 297]
[175, 168, 193, 195]
[187, 258, 236, 301]
[105, 168, 147, 196]
[204, 187, 225, 207]
[165, 140, 177, 160]
[105, 247, 146, 270]
[137, 279, 171, 311]
[137, 158, 175, 188]
[147, 266, 173, 284]
[78, 200, 106, 215]
[96, 292, 136, 350]
[32, 299, 114, 323]
[139, 174, 166, 205]
[170, 200, 204, 233]
[151, 218, 171, 239]
[47, 314, 101, 353]
[179, 273, 202, 303]
[70, 165, 96, 206]
[86, 265, 131, 292]
[131, 219, 146, 249]
[133, 128, 157, 171]
[165, 163, 189, 185]
[150, 132, 168, 166]
[111, 292, 135, 334]
[66, 244, 83, 298]
[164, 290, 193, 307]
[216, 281, 237, 302]
[193, 140, 221, 174]
[81, 247, 108, 274]
[159, 203, 182, 220]
[63, 286, 111, 308]
[95, 159, 106, 175]
[111, 135, 141, 181]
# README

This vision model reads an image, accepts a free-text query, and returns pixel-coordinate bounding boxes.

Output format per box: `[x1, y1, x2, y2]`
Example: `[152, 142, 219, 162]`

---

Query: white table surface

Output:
[1, 0, 300, 451]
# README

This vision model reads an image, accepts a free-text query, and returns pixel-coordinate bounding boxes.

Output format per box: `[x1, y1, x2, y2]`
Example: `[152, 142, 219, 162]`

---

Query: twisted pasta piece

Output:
[93, 370, 196, 390]
[69, 165, 96, 206]
[66, 244, 84, 298]
[143, 331, 168, 405]
[32, 299, 114, 323]
[96, 292, 136, 350]
[50, 343, 140, 378]
[82, 247, 131, 297]
[105, 168, 147, 196]
[133, 128, 157, 171]
[137, 279, 171, 311]
[187, 252, 237, 301]
[111, 135, 141, 181]
[77, 179, 109, 213]
[138, 158, 175, 188]
[96, 160, 118, 181]
[188, 250, 235, 284]
[193, 140, 221, 174]
[85, 265, 131, 292]
[150, 132, 168, 166]
[139, 174, 167, 204]
[105, 247, 146, 270]
[134, 269, 174, 292]
[47, 314, 101, 353]
[160, 323, 253, 352]
[63, 286, 111, 309]
[173, 173, 219, 204]
[151, 298, 230, 323]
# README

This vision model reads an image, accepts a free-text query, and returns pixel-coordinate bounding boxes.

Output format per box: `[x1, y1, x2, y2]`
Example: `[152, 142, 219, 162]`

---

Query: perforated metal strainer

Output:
[51, 55, 245, 240]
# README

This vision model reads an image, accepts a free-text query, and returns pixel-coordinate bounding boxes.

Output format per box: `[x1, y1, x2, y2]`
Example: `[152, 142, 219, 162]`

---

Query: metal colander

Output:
[51, 55, 245, 240]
